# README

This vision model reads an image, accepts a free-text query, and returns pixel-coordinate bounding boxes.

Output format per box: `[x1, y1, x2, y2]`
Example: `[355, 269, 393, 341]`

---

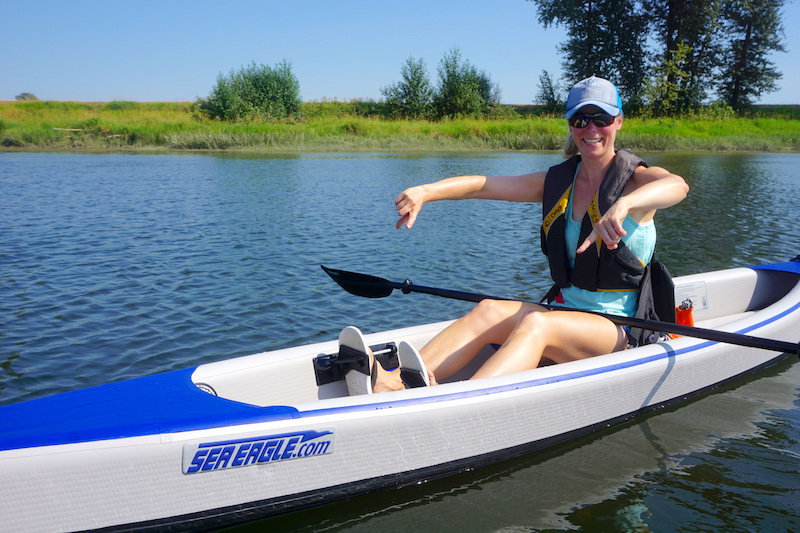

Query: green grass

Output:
[618, 116, 800, 152]
[1, 100, 798, 152]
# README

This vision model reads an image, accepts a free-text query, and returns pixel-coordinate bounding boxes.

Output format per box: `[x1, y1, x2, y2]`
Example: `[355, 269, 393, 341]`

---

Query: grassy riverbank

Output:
[1, 100, 799, 152]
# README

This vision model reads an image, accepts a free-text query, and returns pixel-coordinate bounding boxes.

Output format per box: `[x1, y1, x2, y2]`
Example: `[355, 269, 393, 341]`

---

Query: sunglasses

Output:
[568, 112, 617, 128]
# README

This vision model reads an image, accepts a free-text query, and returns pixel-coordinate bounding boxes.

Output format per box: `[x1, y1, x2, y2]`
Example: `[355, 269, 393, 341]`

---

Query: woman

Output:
[355, 76, 688, 393]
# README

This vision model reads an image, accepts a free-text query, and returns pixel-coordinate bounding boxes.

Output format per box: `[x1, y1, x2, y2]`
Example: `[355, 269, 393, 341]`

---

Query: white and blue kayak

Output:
[1, 259, 799, 532]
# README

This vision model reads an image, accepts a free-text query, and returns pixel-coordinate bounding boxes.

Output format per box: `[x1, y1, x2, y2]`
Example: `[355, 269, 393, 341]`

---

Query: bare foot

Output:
[427, 370, 438, 386]
[372, 366, 404, 393]
[372, 365, 438, 392]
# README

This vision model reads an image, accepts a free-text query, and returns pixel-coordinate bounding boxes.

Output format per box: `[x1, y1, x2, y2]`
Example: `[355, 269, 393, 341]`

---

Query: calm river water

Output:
[2, 151, 799, 532]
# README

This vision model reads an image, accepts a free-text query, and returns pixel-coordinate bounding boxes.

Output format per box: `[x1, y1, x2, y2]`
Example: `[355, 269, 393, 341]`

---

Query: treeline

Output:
[529, 0, 786, 115]
[195, 49, 504, 122]
[193, 0, 785, 122]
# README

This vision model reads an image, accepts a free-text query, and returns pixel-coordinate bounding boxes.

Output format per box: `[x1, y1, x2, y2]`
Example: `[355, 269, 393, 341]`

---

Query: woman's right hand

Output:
[394, 185, 427, 229]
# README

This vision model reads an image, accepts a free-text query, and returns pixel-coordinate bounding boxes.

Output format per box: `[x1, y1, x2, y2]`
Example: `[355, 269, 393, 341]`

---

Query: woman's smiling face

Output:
[569, 105, 622, 159]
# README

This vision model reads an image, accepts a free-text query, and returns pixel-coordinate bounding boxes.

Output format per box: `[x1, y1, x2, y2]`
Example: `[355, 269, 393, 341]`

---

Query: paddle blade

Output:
[321, 265, 397, 298]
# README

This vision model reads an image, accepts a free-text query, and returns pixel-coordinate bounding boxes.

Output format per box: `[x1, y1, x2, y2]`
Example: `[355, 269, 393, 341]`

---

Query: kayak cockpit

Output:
[191, 266, 799, 408]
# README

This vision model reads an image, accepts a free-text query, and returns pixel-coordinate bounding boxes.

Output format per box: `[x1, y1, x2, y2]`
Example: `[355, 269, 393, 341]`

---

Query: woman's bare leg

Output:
[370, 299, 530, 390]
[373, 301, 626, 390]
[471, 308, 628, 379]
[419, 299, 539, 380]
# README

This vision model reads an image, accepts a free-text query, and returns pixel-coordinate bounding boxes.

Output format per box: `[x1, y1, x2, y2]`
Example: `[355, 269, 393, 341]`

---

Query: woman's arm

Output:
[577, 166, 689, 252]
[624, 166, 690, 221]
[395, 172, 546, 229]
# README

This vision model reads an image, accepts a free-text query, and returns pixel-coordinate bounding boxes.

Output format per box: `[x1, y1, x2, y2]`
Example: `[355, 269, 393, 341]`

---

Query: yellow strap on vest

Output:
[542, 184, 571, 238]
[587, 193, 603, 255]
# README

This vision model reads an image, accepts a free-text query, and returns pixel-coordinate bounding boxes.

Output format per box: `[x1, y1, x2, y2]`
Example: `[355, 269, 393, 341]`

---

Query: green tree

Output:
[641, 41, 692, 116]
[199, 60, 301, 121]
[381, 56, 435, 119]
[529, 0, 786, 115]
[529, 0, 649, 107]
[644, 0, 723, 112]
[717, 0, 785, 111]
[534, 70, 563, 113]
[433, 48, 500, 118]
[15, 92, 39, 101]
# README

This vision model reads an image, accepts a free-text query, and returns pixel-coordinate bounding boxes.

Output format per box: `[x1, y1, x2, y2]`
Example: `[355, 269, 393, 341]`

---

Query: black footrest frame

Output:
[313, 342, 398, 386]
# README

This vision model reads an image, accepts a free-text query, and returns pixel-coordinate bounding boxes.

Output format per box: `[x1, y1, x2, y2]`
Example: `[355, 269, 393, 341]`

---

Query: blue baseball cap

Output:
[565, 76, 623, 119]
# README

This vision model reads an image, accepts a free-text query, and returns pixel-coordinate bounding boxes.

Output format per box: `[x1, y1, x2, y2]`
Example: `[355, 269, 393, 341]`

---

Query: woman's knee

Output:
[516, 308, 549, 334]
[468, 299, 525, 324]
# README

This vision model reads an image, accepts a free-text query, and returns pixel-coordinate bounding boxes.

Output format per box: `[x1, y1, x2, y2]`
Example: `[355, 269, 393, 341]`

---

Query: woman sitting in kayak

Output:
[359, 76, 689, 393]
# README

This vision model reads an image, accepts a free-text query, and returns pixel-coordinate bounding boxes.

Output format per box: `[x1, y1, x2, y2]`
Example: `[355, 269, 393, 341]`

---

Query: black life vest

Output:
[540, 150, 648, 292]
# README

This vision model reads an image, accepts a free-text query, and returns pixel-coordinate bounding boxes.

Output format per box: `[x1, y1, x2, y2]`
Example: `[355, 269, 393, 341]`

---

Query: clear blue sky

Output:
[2, 0, 797, 105]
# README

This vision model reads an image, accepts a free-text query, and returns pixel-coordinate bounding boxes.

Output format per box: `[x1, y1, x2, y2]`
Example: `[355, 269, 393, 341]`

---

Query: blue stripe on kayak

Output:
[1, 261, 797, 452]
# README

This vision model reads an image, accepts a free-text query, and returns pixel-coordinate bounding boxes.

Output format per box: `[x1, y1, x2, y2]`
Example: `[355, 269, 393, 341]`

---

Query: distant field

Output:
[1, 100, 798, 152]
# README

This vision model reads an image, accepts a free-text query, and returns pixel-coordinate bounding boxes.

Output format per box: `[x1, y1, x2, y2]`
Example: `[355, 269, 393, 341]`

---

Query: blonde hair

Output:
[562, 132, 578, 159]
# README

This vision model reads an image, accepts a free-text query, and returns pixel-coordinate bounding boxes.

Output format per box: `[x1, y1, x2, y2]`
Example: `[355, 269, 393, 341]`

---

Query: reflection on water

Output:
[1, 151, 799, 532]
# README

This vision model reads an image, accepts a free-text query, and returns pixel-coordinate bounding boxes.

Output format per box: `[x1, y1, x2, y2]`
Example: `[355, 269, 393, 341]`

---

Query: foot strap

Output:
[398, 341, 430, 388]
[400, 368, 428, 388]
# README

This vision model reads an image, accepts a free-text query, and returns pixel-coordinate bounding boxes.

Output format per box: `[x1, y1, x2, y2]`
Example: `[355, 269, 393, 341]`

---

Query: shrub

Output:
[433, 48, 500, 119]
[105, 101, 139, 111]
[689, 101, 736, 120]
[381, 56, 435, 120]
[198, 60, 301, 121]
